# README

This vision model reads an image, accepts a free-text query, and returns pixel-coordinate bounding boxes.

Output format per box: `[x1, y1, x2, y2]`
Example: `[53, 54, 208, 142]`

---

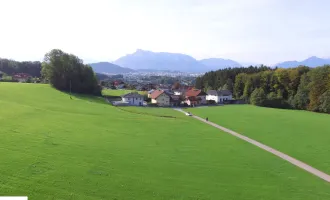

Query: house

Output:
[170, 95, 181, 107]
[121, 92, 144, 106]
[206, 90, 233, 103]
[185, 89, 207, 105]
[147, 89, 155, 98]
[150, 90, 171, 106]
[13, 73, 31, 82]
[185, 96, 200, 106]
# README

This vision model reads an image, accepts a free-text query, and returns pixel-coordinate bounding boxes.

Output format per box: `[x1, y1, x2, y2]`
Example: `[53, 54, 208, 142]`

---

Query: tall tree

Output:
[250, 88, 266, 106]
[41, 49, 100, 95]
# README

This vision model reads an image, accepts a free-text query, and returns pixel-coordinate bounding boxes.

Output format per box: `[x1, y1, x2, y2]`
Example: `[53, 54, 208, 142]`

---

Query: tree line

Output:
[0, 58, 41, 77]
[196, 65, 330, 113]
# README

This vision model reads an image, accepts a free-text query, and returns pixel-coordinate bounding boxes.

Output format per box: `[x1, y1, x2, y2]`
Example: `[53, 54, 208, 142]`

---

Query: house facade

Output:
[150, 90, 171, 106]
[121, 92, 144, 106]
[185, 96, 199, 106]
[185, 89, 207, 105]
[206, 90, 233, 103]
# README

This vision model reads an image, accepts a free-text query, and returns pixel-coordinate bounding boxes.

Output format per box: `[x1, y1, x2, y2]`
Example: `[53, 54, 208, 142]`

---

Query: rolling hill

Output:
[1, 83, 330, 199]
[89, 62, 135, 74]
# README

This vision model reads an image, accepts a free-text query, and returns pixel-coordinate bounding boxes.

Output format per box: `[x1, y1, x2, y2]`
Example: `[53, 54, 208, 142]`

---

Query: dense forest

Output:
[41, 49, 101, 95]
[196, 65, 330, 113]
[0, 58, 41, 77]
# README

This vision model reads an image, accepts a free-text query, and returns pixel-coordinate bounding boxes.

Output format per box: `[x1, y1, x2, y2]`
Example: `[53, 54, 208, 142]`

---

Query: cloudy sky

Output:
[0, 0, 329, 65]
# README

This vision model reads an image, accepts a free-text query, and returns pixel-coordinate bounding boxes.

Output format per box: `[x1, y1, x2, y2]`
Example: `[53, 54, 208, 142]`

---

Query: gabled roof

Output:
[150, 90, 165, 99]
[185, 89, 206, 97]
[186, 96, 199, 102]
[121, 92, 143, 98]
[207, 90, 232, 96]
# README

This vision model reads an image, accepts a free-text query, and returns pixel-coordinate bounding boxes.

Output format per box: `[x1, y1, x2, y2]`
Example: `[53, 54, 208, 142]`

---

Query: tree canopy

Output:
[196, 65, 330, 114]
[41, 49, 100, 95]
[0, 58, 41, 77]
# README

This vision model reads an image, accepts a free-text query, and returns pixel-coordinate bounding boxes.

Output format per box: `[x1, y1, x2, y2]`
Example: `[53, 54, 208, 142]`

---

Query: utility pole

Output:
[70, 80, 72, 99]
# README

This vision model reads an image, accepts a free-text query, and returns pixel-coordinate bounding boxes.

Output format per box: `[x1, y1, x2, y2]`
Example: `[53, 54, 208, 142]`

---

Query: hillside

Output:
[89, 62, 135, 74]
[1, 83, 329, 199]
[276, 56, 330, 68]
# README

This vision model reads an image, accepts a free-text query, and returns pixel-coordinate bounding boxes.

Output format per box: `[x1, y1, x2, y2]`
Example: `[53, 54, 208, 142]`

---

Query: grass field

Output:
[1, 83, 330, 200]
[187, 105, 330, 174]
[102, 89, 147, 96]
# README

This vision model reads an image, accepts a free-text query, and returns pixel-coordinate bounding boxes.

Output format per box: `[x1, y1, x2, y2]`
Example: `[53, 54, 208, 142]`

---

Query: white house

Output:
[121, 92, 144, 106]
[206, 90, 233, 103]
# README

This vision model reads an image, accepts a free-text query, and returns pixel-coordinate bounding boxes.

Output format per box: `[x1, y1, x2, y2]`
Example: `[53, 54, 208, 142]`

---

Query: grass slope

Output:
[102, 89, 147, 96]
[0, 83, 330, 200]
[187, 105, 330, 174]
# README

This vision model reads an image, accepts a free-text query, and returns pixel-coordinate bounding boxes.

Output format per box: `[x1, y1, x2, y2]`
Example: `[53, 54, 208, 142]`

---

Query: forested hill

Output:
[0, 58, 41, 77]
[195, 66, 272, 91]
[195, 65, 330, 113]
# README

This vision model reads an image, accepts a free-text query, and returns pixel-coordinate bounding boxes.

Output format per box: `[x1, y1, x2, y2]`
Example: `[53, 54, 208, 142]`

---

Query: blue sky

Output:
[0, 0, 329, 65]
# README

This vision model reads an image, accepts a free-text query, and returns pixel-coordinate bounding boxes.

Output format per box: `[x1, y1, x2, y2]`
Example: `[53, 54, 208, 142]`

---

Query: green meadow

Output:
[1, 83, 330, 200]
[187, 105, 330, 174]
[102, 89, 147, 96]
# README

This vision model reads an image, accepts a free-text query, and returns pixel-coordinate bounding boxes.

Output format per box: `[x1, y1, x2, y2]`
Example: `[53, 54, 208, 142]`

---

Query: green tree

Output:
[41, 49, 100, 95]
[243, 78, 253, 100]
[234, 73, 246, 98]
[308, 66, 330, 111]
[250, 88, 266, 106]
[319, 90, 330, 113]
[292, 74, 310, 110]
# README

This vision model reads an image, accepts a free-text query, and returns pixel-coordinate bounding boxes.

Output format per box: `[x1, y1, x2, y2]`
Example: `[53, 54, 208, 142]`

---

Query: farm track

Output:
[174, 108, 330, 183]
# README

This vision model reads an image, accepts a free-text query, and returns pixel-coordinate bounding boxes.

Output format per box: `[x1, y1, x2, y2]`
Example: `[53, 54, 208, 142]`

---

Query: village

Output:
[110, 84, 235, 107]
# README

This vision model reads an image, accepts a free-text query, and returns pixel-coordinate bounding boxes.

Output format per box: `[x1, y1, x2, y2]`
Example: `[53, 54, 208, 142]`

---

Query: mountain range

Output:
[88, 49, 330, 74]
[275, 56, 330, 68]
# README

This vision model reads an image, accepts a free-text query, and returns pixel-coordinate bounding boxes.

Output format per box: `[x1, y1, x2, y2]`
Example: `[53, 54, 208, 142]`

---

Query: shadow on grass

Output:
[115, 106, 176, 119]
[60, 91, 109, 105]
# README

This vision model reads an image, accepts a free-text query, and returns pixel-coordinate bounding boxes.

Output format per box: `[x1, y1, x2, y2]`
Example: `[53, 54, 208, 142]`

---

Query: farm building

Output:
[121, 92, 144, 106]
[206, 90, 233, 103]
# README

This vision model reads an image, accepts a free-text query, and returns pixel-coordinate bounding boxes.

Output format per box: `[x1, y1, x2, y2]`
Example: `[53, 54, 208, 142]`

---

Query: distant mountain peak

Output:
[113, 49, 242, 73]
[89, 62, 134, 74]
[276, 56, 330, 68]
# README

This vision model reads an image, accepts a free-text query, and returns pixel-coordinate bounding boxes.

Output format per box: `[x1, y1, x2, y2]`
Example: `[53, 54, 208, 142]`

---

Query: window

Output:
[136, 98, 137, 100]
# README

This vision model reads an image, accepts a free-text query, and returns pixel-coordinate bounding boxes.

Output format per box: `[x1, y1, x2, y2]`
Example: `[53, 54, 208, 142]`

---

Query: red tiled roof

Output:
[150, 90, 165, 99]
[186, 96, 199, 102]
[185, 89, 206, 97]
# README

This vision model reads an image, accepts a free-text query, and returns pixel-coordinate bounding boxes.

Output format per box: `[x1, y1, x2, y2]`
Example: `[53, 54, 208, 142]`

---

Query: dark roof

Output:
[207, 90, 232, 96]
[164, 90, 174, 95]
[121, 92, 143, 98]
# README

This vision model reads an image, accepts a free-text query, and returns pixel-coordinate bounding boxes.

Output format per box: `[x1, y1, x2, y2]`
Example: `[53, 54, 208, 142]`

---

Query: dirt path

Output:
[174, 109, 330, 183]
